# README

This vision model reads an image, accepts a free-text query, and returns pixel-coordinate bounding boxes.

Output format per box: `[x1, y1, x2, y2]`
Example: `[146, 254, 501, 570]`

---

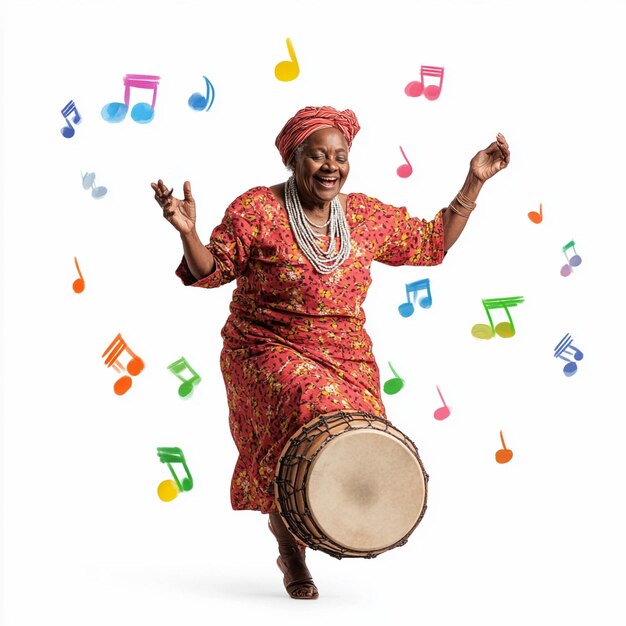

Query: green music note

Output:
[167, 356, 202, 398]
[156, 447, 193, 492]
[471, 296, 525, 339]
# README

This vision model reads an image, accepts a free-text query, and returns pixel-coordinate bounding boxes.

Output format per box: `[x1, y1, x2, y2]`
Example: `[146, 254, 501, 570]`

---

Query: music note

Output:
[188, 75, 216, 112]
[404, 65, 444, 100]
[274, 37, 300, 81]
[396, 146, 413, 178]
[156, 446, 193, 502]
[167, 356, 202, 398]
[60, 100, 81, 138]
[81, 171, 107, 198]
[560, 240, 582, 277]
[528, 202, 543, 224]
[554, 333, 583, 376]
[102, 333, 145, 395]
[495, 431, 513, 464]
[433, 385, 451, 421]
[101, 74, 160, 124]
[398, 278, 432, 317]
[471, 296, 525, 339]
[72, 257, 85, 293]
[383, 362, 405, 395]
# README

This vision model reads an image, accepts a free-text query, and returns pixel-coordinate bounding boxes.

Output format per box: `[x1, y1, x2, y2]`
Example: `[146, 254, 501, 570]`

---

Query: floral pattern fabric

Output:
[176, 186, 445, 513]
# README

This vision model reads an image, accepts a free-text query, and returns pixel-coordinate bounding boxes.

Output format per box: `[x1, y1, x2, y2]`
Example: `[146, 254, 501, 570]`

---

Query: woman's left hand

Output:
[469, 133, 510, 182]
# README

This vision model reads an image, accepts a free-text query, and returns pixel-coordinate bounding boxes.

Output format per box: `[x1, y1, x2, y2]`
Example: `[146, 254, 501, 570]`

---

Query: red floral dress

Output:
[176, 186, 445, 513]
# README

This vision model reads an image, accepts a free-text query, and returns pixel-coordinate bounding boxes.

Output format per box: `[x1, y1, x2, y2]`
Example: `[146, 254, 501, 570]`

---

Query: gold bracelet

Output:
[455, 190, 477, 210]
[448, 202, 473, 218]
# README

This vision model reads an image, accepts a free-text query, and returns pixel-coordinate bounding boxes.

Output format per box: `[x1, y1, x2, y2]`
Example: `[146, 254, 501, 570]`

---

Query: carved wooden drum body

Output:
[274, 410, 428, 559]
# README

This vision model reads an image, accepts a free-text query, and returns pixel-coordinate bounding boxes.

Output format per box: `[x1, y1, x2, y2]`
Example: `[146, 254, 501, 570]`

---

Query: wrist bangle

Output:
[448, 201, 473, 218]
[455, 190, 477, 210]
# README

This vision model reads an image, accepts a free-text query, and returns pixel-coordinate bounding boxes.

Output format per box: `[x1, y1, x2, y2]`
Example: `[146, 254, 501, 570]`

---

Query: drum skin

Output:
[274, 410, 428, 559]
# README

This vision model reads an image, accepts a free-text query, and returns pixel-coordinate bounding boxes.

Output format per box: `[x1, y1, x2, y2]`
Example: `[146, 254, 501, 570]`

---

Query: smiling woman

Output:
[150, 105, 510, 600]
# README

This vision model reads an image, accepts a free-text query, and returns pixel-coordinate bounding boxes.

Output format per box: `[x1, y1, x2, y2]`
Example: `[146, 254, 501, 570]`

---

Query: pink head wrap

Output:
[275, 106, 361, 167]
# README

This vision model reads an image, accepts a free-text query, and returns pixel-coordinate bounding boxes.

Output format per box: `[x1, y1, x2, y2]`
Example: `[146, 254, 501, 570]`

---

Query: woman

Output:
[151, 106, 510, 600]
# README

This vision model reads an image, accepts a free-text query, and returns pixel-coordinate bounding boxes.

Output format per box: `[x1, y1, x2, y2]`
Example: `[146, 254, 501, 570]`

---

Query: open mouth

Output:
[315, 176, 338, 188]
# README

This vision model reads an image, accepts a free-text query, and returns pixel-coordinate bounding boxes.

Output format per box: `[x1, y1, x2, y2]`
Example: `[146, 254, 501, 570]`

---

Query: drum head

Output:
[307, 429, 426, 552]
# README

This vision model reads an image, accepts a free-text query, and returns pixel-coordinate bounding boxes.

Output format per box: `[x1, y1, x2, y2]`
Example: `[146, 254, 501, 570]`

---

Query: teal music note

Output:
[471, 296, 525, 339]
[167, 356, 202, 398]
[398, 278, 432, 317]
[156, 447, 193, 493]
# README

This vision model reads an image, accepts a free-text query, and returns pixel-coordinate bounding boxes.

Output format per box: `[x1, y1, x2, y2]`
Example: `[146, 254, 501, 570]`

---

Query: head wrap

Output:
[275, 106, 361, 167]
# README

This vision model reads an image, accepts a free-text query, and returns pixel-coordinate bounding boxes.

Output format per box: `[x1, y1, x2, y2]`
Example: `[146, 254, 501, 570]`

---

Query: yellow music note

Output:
[274, 38, 300, 82]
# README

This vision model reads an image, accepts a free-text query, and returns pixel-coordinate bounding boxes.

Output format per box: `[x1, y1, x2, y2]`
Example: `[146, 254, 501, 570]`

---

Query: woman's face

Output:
[293, 127, 350, 210]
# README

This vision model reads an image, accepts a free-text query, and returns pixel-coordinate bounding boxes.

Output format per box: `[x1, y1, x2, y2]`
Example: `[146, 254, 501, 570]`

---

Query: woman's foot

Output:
[268, 513, 319, 600]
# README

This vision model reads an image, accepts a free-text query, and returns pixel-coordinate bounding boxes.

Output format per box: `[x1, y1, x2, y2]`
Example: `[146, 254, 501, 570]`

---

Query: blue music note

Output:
[398, 278, 432, 317]
[60, 100, 81, 138]
[554, 333, 583, 376]
[188, 75, 215, 112]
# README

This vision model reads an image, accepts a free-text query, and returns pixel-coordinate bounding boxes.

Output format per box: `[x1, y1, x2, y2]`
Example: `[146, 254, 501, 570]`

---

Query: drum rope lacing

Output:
[274, 410, 429, 559]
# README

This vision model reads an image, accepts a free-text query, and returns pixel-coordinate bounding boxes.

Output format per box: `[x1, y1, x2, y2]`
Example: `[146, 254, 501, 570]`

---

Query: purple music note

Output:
[101, 74, 160, 124]
[560, 240, 582, 277]
[60, 100, 81, 138]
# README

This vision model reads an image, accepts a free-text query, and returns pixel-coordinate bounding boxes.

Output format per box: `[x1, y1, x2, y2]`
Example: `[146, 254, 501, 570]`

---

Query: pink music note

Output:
[405, 65, 444, 100]
[102, 333, 145, 395]
[60, 100, 81, 138]
[433, 385, 451, 421]
[396, 146, 413, 178]
[101, 74, 160, 124]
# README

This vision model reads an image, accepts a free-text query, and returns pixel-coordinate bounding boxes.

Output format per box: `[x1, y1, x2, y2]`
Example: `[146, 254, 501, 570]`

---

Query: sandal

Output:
[268, 513, 319, 600]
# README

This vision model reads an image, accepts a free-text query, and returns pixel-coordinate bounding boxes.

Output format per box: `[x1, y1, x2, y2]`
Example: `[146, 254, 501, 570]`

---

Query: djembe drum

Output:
[274, 410, 428, 559]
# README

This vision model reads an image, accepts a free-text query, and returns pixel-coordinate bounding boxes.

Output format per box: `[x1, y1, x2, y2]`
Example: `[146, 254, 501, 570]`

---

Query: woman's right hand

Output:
[151, 179, 196, 234]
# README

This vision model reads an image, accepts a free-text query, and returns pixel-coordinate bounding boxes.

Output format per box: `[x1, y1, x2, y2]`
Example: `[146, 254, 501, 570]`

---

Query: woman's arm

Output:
[151, 179, 215, 281]
[443, 133, 510, 252]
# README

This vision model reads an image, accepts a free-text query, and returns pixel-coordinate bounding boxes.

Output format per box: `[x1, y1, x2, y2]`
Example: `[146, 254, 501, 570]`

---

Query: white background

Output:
[1, 0, 625, 624]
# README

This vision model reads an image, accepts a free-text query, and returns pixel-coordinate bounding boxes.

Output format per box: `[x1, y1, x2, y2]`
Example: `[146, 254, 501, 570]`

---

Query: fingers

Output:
[183, 180, 194, 202]
[152, 179, 175, 207]
[496, 133, 510, 165]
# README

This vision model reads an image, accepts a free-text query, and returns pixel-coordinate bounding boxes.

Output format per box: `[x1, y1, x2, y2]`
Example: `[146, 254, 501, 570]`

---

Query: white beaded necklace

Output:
[284, 175, 351, 274]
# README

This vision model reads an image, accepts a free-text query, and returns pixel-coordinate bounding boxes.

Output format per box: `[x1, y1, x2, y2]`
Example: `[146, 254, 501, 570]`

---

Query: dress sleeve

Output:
[366, 196, 446, 266]
[175, 190, 259, 288]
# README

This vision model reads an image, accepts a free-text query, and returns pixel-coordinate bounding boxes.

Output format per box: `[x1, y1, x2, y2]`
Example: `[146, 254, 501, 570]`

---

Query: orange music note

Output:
[396, 146, 413, 178]
[72, 257, 85, 293]
[274, 38, 300, 81]
[528, 202, 543, 224]
[405, 65, 444, 100]
[495, 431, 513, 464]
[102, 333, 145, 395]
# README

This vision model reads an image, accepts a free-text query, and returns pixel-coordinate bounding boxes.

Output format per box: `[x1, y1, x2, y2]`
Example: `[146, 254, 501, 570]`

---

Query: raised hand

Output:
[469, 133, 510, 182]
[151, 179, 197, 234]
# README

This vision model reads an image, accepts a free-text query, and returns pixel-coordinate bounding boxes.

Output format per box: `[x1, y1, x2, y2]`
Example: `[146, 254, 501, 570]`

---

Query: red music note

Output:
[405, 65, 444, 100]
[396, 146, 413, 178]
[102, 333, 145, 395]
